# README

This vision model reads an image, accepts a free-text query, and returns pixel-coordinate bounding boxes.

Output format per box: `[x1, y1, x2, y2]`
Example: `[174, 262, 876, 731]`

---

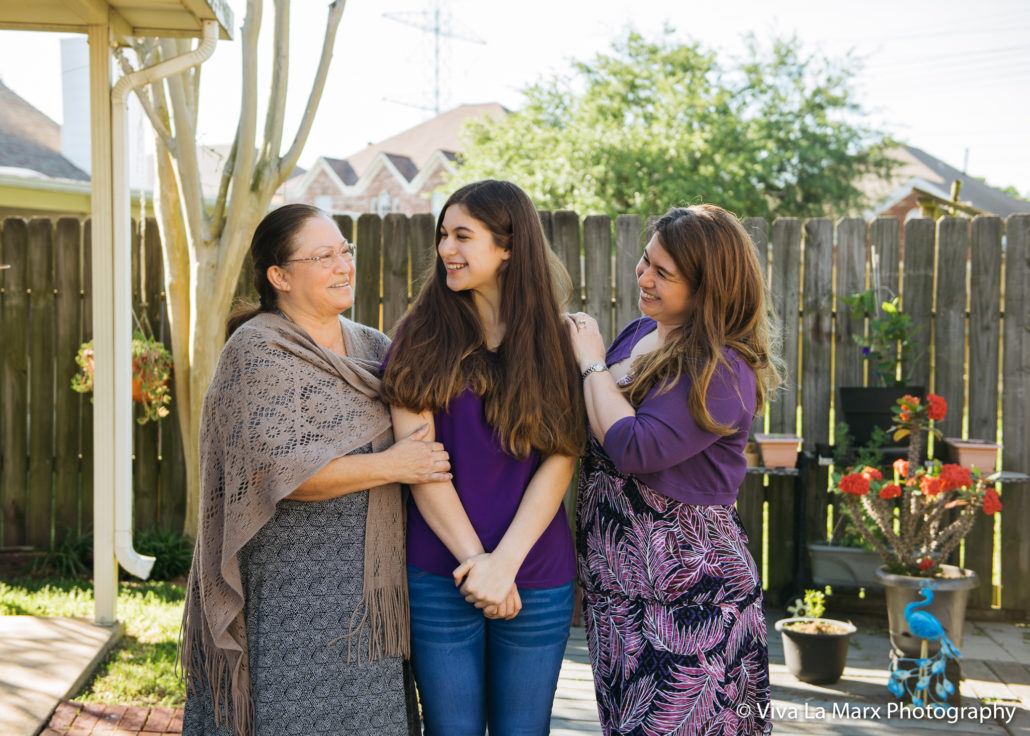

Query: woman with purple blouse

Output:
[382, 180, 586, 735]
[567, 205, 782, 736]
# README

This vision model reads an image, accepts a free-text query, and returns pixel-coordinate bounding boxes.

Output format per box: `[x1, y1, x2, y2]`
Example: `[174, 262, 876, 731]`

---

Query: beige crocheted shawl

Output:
[180, 312, 408, 736]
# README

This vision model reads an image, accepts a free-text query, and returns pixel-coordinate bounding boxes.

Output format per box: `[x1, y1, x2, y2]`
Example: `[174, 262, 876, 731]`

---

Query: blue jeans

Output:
[406, 566, 573, 736]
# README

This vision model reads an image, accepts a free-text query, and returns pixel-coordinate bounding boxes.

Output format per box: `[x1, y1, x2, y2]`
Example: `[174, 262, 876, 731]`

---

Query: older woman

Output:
[181, 204, 451, 736]
[567, 205, 781, 736]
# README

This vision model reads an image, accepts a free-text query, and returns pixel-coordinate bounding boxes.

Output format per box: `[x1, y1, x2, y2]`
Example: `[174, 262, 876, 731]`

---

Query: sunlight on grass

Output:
[0, 578, 187, 706]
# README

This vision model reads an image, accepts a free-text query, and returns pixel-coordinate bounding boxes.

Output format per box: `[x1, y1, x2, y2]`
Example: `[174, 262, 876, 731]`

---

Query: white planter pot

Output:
[809, 542, 883, 590]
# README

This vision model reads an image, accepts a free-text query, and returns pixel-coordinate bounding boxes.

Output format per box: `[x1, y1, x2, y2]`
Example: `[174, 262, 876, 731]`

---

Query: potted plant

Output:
[775, 588, 856, 684]
[829, 393, 1000, 697]
[72, 332, 173, 424]
[837, 287, 924, 453]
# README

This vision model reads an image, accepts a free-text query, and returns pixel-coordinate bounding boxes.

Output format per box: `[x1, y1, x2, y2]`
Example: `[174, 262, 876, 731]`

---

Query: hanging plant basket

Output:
[72, 334, 173, 424]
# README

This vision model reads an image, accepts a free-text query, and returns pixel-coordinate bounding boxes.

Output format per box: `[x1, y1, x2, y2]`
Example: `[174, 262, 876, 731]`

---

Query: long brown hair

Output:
[625, 205, 782, 434]
[226, 203, 327, 337]
[381, 180, 585, 459]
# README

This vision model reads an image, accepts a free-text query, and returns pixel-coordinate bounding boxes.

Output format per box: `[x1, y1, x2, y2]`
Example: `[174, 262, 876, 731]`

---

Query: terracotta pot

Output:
[754, 433, 802, 468]
[943, 438, 1000, 473]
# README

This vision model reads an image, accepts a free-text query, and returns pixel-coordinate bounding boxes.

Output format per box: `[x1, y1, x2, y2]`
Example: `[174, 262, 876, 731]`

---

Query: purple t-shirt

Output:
[603, 317, 756, 506]
[388, 355, 576, 588]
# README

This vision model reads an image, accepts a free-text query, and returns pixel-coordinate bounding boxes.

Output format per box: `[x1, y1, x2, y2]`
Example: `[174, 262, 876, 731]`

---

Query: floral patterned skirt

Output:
[576, 438, 771, 736]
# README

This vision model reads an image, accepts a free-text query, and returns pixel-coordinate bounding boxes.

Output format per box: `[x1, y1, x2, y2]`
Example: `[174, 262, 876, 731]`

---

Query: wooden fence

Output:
[1, 212, 1028, 616]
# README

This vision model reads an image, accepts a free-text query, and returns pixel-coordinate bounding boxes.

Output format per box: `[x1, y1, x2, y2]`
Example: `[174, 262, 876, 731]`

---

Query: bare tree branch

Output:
[211, 136, 239, 235]
[224, 0, 263, 245]
[259, 0, 290, 177]
[276, 0, 346, 185]
[162, 38, 207, 244]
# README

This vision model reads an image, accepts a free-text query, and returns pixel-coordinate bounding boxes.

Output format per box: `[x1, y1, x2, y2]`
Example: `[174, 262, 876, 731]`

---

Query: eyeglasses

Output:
[283, 242, 356, 268]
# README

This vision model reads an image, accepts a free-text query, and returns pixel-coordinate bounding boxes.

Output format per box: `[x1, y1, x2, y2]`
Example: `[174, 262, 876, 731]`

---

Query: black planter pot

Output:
[837, 386, 925, 460]
[775, 617, 856, 684]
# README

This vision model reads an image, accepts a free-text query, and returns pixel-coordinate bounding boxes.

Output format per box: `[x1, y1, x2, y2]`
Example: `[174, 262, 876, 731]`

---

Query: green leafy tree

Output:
[453, 30, 896, 218]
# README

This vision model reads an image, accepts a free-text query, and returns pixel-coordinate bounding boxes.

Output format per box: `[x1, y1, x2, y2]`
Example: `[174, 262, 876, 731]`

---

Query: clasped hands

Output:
[453, 552, 522, 620]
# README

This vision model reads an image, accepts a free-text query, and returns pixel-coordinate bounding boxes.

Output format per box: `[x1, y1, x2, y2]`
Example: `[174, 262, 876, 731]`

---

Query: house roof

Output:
[870, 144, 1030, 218]
[343, 102, 506, 177]
[323, 157, 358, 186]
[0, 79, 88, 181]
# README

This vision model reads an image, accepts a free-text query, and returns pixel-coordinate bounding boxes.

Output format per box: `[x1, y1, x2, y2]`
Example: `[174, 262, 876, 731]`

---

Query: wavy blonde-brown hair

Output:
[625, 205, 782, 435]
[381, 180, 585, 459]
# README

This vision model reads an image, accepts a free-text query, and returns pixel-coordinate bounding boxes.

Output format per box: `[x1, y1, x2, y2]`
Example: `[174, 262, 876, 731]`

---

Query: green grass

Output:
[0, 577, 187, 706]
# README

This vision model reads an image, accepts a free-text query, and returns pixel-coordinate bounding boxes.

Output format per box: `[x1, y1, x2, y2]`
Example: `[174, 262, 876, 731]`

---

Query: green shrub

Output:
[132, 527, 194, 581]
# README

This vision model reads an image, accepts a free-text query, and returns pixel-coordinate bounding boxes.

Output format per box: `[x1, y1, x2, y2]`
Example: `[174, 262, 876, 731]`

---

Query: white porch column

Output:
[88, 22, 120, 626]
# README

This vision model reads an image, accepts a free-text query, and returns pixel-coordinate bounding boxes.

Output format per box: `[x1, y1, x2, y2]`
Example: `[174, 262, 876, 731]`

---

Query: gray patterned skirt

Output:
[183, 470, 418, 736]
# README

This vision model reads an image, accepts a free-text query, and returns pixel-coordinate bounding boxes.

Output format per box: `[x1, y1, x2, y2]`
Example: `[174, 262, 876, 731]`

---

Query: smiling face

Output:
[636, 233, 693, 329]
[437, 203, 511, 299]
[269, 215, 355, 319]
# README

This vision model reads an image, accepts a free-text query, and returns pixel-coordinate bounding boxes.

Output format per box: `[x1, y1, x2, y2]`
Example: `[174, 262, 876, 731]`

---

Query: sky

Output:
[1, 0, 1028, 197]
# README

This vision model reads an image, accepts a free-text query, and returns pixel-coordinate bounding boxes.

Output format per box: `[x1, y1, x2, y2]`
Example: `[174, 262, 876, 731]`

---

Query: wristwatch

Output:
[581, 362, 609, 380]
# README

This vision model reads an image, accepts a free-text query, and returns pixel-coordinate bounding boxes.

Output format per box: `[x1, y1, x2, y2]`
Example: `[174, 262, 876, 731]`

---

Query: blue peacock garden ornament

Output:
[887, 584, 961, 709]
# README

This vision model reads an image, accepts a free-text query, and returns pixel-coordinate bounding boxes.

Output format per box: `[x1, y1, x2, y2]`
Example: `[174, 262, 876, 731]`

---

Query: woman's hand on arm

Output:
[287, 423, 452, 501]
[390, 405, 486, 565]
[566, 313, 636, 439]
[454, 453, 576, 610]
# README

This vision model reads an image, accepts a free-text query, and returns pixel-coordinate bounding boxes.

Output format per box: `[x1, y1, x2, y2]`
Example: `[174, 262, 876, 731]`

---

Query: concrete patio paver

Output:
[9, 613, 1028, 735]
[0, 616, 122, 736]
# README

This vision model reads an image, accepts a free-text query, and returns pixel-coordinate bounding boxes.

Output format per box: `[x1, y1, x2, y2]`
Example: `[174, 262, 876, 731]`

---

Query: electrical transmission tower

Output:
[383, 2, 484, 115]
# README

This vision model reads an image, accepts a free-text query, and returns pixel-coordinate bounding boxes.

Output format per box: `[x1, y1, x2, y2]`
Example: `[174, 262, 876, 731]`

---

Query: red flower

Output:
[893, 459, 909, 477]
[839, 473, 871, 496]
[919, 557, 935, 572]
[926, 393, 947, 421]
[899, 410, 912, 422]
[983, 488, 1002, 515]
[879, 483, 902, 499]
[900, 395, 921, 408]
[920, 475, 943, 496]
[861, 466, 883, 481]
[939, 463, 973, 492]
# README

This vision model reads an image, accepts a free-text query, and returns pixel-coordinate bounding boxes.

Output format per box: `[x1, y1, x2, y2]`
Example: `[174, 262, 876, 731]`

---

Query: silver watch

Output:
[581, 362, 609, 380]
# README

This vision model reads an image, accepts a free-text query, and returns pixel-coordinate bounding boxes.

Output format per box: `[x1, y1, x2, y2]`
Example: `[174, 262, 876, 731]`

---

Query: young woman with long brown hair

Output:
[567, 204, 781, 736]
[381, 179, 585, 735]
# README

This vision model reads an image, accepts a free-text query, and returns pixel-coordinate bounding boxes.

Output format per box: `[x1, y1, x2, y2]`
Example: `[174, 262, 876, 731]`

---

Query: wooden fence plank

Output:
[382, 213, 409, 334]
[2, 219, 30, 545]
[27, 220, 55, 547]
[159, 379, 187, 534]
[964, 216, 1003, 608]
[614, 216, 643, 338]
[354, 214, 383, 329]
[739, 218, 769, 575]
[903, 219, 935, 392]
[871, 217, 901, 302]
[769, 219, 802, 433]
[80, 220, 93, 534]
[133, 221, 161, 531]
[553, 211, 582, 313]
[583, 216, 612, 342]
[1001, 214, 1030, 614]
[934, 217, 968, 440]
[409, 213, 436, 301]
[53, 219, 82, 538]
[835, 217, 867, 392]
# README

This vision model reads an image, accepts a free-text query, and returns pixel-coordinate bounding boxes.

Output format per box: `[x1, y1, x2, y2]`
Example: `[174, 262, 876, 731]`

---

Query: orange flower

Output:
[926, 393, 947, 421]
[893, 459, 909, 477]
[939, 463, 972, 492]
[983, 488, 1002, 515]
[861, 466, 883, 481]
[920, 475, 943, 496]
[879, 483, 902, 499]
[899, 410, 912, 422]
[919, 557, 935, 572]
[839, 473, 871, 496]
[901, 395, 921, 407]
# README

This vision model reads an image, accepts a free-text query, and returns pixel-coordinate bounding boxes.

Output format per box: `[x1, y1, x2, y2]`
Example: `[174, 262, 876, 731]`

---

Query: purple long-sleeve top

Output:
[602, 317, 756, 505]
